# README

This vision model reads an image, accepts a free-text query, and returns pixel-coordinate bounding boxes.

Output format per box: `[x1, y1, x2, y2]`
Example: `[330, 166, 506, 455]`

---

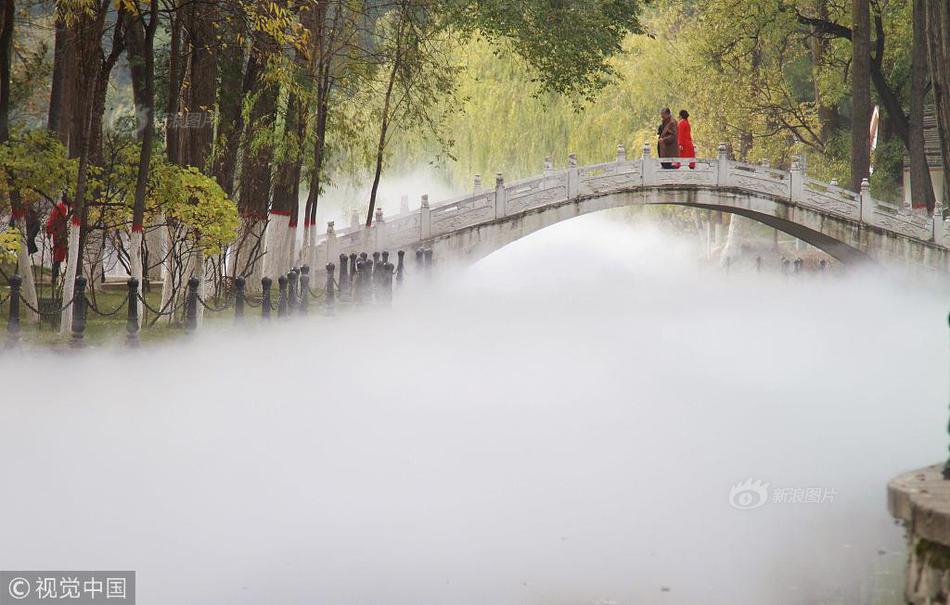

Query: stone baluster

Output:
[933, 201, 946, 246]
[544, 157, 553, 177]
[324, 221, 337, 271]
[789, 156, 804, 203]
[641, 143, 655, 187]
[716, 143, 729, 188]
[860, 178, 874, 224]
[420, 194, 431, 240]
[567, 154, 578, 198]
[494, 173, 507, 219]
[373, 208, 386, 252]
[474, 174, 482, 193]
[616, 144, 626, 163]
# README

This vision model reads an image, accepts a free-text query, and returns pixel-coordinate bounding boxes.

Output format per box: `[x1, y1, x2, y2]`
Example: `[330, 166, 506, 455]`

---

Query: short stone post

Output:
[396, 250, 405, 285]
[860, 178, 874, 223]
[6, 274, 21, 340]
[416, 248, 424, 267]
[933, 202, 945, 245]
[234, 277, 246, 321]
[616, 144, 626, 163]
[184, 276, 199, 333]
[338, 254, 349, 293]
[70, 275, 87, 347]
[381, 251, 390, 286]
[372, 251, 381, 278]
[325, 263, 336, 310]
[474, 174, 482, 193]
[819, 259, 827, 272]
[716, 143, 730, 188]
[288, 268, 299, 314]
[420, 194, 431, 240]
[641, 143, 655, 187]
[781, 258, 790, 276]
[261, 277, 272, 320]
[299, 267, 310, 315]
[354, 259, 367, 304]
[494, 174, 506, 219]
[544, 157, 554, 177]
[567, 154, 578, 198]
[126, 278, 140, 344]
[349, 253, 357, 286]
[794, 258, 802, 274]
[424, 248, 433, 274]
[381, 261, 394, 304]
[373, 208, 386, 251]
[277, 275, 288, 318]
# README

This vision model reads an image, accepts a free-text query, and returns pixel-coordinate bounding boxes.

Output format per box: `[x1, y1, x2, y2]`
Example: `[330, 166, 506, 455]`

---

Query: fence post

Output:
[474, 174, 482, 193]
[415, 248, 424, 267]
[277, 275, 288, 318]
[261, 277, 272, 320]
[288, 268, 299, 314]
[349, 253, 357, 287]
[424, 248, 433, 274]
[381, 261, 394, 304]
[372, 251, 381, 282]
[299, 267, 310, 315]
[126, 278, 139, 344]
[338, 253, 349, 294]
[396, 250, 405, 285]
[234, 277, 246, 321]
[184, 276, 199, 333]
[325, 263, 336, 311]
[6, 274, 21, 340]
[70, 275, 87, 347]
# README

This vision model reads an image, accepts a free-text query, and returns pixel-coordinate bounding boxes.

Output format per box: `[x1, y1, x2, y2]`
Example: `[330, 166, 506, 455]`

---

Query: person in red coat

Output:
[677, 109, 696, 169]
[46, 195, 70, 285]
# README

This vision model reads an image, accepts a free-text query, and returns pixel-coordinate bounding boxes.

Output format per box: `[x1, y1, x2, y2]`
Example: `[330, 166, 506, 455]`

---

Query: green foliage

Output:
[0, 130, 76, 211]
[444, 0, 646, 102]
[166, 167, 240, 255]
[870, 137, 905, 203]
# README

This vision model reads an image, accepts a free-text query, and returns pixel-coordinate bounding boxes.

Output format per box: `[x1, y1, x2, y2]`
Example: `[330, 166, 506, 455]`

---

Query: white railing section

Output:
[314, 142, 950, 263]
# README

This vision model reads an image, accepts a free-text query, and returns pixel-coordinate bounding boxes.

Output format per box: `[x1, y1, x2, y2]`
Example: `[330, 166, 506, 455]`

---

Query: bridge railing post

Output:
[860, 178, 874, 223]
[374, 208, 386, 252]
[567, 154, 578, 198]
[789, 155, 804, 203]
[474, 174, 482, 193]
[934, 202, 947, 246]
[716, 143, 730, 188]
[420, 194, 431, 240]
[641, 143, 655, 187]
[324, 221, 337, 273]
[494, 173, 507, 219]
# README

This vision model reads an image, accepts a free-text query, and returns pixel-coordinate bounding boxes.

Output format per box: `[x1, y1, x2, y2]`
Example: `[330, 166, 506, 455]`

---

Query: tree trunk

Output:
[366, 58, 399, 228]
[126, 1, 158, 323]
[909, 0, 936, 212]
[925, 0, 950, 208]
[851, 0, 872, 192]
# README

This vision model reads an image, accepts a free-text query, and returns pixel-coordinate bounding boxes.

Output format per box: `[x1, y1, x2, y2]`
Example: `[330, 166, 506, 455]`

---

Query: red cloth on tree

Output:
[46, 201, 69, 263]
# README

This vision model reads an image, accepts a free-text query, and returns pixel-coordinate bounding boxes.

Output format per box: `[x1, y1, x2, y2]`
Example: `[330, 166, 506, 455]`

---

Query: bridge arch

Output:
[313, 150, 950, 274]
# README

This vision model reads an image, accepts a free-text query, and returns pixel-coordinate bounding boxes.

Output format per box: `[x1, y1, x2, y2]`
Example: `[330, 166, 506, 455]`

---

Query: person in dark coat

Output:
[657, 108, 678, 168]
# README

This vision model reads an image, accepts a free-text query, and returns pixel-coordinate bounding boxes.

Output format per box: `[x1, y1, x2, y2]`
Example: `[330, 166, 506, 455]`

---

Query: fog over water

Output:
[1, 211, 947, 604]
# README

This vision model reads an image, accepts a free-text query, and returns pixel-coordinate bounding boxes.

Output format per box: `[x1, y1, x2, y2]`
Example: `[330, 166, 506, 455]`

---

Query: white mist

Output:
[1, 211, 946, 605]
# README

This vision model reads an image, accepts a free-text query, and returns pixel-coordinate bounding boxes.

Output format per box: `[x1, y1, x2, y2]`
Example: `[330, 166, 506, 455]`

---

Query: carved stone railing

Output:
[313, 142, 950, 264]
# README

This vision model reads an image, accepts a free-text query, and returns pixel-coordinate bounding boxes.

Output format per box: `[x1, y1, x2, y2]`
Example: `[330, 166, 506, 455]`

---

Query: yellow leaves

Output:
[0, 226, 20, 264]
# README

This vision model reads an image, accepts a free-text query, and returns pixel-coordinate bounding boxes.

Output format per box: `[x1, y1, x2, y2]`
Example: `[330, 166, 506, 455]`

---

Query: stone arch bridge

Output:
[311, 144, 950, 273]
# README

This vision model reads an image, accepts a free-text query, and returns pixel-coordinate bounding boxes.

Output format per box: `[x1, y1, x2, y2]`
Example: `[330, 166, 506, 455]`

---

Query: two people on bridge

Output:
[658, 108, 695, 170]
